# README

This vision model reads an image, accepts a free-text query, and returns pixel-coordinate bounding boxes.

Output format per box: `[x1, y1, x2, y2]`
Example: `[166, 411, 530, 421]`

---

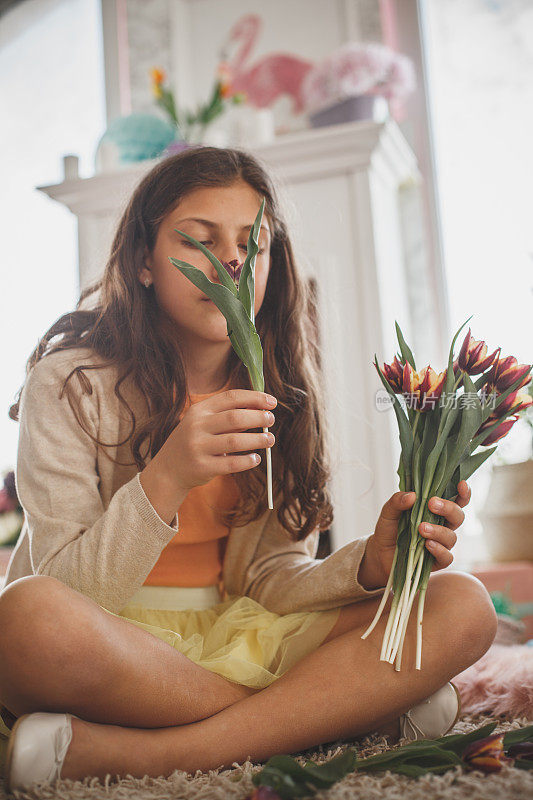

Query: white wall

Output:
[0, 0, 106, 474]
[424, 0, 533, 569]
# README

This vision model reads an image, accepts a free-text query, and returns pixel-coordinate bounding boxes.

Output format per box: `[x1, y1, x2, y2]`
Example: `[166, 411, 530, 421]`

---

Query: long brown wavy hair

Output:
[9, 146, 334, 541]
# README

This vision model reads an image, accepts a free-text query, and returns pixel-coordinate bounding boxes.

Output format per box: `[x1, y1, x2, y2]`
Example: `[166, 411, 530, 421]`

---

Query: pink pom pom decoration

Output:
[301, 42, 416, 115]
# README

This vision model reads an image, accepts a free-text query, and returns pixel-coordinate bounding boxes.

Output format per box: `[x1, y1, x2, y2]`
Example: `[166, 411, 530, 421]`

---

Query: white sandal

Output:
[5, 711, 77, 793]
[399, 681, 462, 741]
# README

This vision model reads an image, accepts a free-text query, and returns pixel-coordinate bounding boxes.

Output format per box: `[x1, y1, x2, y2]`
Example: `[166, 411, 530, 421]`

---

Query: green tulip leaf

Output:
[168, 198, 269, 395]
[503, 724, 533, 747]
[458, 446, 497, 484]
[238, 197, 265, 322]
[395, 320, 417, 370]
[421, 404, 459, 499]
[170, 232, 238, 296]
[301, 749, 359, 786]
[442, 315, 473, 410]
[436, 721, 498, 754]
[432, 372, 482, 494]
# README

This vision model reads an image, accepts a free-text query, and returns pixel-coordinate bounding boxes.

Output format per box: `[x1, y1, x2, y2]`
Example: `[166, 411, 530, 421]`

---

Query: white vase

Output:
[478, 460, 533, 562]
[227, 106, 275, 148]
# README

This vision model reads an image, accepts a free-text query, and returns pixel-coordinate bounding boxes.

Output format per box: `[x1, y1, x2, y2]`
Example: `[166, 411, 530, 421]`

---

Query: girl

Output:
[0, 147, 496, 789]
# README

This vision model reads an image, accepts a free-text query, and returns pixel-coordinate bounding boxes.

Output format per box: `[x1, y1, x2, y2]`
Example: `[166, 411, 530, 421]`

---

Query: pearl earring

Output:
[144, 278, 151, 287]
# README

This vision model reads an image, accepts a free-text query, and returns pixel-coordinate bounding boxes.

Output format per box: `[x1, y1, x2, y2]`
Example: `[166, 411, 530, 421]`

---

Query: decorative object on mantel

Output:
[219, 14, 312, 117]
[94, 112, 177, 173]
[150, 64, 247, 148]
[478, 380, 533, 562]
[0, 470, 23, 547]
[302, 41, 416, 128]
[219, 15, 415, 131]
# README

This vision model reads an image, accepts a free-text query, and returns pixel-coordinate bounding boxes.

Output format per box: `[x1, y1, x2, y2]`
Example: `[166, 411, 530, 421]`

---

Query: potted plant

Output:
[301, 42, 416, 127]
[478, 379, 533, 562]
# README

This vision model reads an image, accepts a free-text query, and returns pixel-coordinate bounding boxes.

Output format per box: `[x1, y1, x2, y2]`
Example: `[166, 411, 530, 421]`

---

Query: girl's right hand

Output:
[160, 390, 276, 493]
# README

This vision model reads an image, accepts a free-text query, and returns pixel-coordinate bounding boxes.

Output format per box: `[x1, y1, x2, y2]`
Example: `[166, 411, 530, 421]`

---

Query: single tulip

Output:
[400, 363, 445, 411]
[382, 355, 404, 393]
[462, 732, 513, 773]
[458, 329, 500, 375]
[496, 388, 533, 416]
[222, 259, 243, 287]
[416, 365, 446, 411]
[476, 414, 519, 446]
[486, 354, 532, 392]
[169, 199, 274, 510]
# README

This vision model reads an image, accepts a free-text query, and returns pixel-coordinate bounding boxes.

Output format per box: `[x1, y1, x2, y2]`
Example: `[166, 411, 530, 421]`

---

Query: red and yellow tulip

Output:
[486, 353, 532, 392]
[222, 259, 243, 288]
[458, 328, 500, 375]
[496, 388, 533, 416]
[396, 362, 446, 411]
[382, 355, 404, 393]
[462, 732, 514, 773]
[476, 414, 520, 446]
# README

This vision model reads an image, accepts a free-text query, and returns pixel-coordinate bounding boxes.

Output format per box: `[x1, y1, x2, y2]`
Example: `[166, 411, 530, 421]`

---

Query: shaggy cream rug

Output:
[1, 712, 531, 800]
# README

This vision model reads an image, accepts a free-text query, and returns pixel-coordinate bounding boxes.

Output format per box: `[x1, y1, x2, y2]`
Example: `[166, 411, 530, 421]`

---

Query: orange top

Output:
[143, 375, 241, 590]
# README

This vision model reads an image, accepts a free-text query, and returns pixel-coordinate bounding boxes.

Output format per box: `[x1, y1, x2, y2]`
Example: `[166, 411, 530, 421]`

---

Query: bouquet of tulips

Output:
[361, 317, 532, 671]
[167, 198, 274, 509]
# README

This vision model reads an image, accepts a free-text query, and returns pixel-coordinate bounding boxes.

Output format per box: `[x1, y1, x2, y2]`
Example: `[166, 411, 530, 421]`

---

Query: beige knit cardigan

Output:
[3, 347, 385, 615]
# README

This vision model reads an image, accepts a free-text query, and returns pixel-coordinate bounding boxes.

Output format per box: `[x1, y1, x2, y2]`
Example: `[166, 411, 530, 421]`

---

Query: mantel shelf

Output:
[37, 119, 421, 215]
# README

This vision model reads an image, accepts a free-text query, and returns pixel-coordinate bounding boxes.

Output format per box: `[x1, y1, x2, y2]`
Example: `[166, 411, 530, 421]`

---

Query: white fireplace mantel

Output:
[38, 119, 428, 551]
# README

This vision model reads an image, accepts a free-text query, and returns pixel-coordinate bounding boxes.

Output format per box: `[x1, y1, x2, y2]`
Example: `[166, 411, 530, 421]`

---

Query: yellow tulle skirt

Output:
[0, 586, 340, 776]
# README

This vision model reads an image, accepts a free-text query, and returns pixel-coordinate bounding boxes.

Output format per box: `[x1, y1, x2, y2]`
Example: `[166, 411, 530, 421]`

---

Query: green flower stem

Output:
[381, 587, 404, 660]
[385, 559, 417, 663]
[380, 588, 401, 660]
[387, 548, 424, 665]
[411, 410, 421, 446]
[415, 586, 428, 670]
[391, 538, 417, 660]
[360, 547, 398, 643]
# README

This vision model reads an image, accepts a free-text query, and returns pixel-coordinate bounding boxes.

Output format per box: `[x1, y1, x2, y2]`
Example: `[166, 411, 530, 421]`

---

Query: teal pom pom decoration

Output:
[95, 113, 180, 171]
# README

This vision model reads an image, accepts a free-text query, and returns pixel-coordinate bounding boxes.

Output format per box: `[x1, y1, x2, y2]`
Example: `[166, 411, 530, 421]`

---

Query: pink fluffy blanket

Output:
[453, 643, 533, 720]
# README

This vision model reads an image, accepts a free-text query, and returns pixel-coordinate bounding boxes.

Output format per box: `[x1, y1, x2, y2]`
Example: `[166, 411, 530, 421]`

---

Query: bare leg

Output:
[0, 576, 256, 728]
[55, 571, 497, 781]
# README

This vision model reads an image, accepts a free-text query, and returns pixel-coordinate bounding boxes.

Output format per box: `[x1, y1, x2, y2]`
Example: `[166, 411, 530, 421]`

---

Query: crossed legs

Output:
[0, 571, 497, 780]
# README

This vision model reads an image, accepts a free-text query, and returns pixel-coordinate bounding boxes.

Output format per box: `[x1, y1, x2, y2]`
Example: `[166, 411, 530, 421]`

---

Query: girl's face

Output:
[140, 180, 272, 344]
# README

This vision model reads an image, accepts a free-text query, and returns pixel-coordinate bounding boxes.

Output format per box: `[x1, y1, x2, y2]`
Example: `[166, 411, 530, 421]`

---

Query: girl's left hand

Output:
[370, 480, 472, 585]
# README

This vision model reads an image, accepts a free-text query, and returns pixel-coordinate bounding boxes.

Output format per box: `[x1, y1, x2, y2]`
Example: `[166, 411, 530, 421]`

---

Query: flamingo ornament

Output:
[220, 14, 313, 115]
